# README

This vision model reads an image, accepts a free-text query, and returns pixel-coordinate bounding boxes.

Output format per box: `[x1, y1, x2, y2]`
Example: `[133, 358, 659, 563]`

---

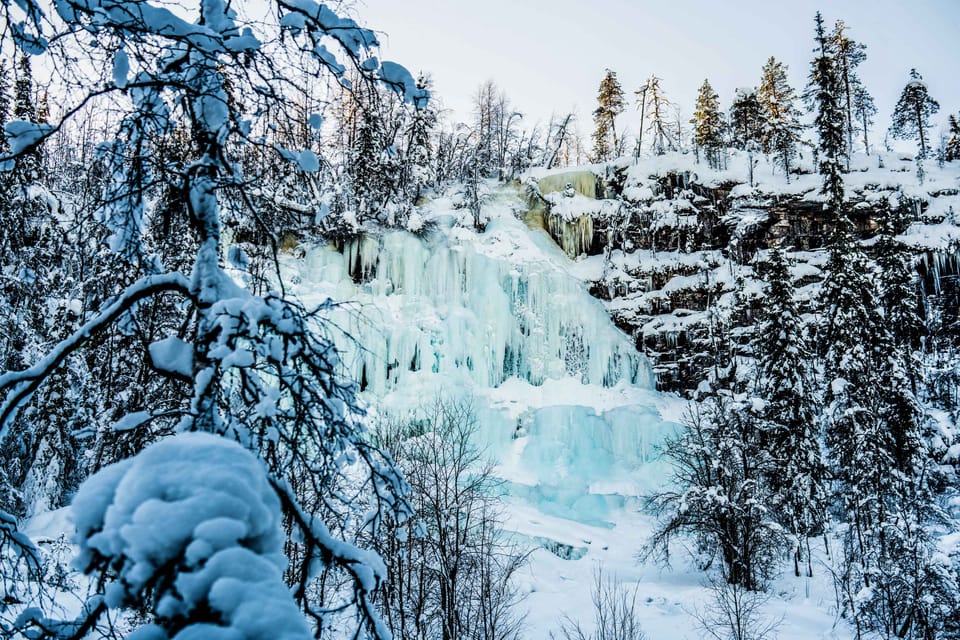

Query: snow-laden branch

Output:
[0, 272, 193, 443]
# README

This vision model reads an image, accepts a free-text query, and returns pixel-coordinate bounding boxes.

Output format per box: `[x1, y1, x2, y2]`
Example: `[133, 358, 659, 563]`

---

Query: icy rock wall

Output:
[546, 210, 596, 259]
[537, 170, 602, 199]
[304, 219, 648, 395]
[295, 214, 675, 521]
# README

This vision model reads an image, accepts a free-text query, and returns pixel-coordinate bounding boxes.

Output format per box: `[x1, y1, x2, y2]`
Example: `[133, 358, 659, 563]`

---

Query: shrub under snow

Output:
[71, 433, 311, 640]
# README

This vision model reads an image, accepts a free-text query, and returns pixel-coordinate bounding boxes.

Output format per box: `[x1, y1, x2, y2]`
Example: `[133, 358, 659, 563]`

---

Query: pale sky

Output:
[357, 0, 960, 145]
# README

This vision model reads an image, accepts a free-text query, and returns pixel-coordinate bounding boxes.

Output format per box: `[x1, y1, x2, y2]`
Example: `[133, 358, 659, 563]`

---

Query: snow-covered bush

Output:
[72, 433, 311, 640]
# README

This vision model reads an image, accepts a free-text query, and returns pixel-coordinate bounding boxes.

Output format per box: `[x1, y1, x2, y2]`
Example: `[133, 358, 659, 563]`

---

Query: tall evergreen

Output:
[830, 21, 867, 163]
[852, 83, 878, 156]
[889, 68, 940, 159]
[12, 53, 39, 183]
[591, 69, 625, 162]
[808, 12, 846, 214]
[728, 87, 763, 151]
[691, 79, 724, 169]
[757, 57, 802, 180]
[753, 247, 826, 576]
[405, 73, 437, 203]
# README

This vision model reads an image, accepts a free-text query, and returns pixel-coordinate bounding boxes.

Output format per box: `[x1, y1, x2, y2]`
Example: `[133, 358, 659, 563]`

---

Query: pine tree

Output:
[591, 69, 625, 162]
[808, 12, 846, 214]
[757, 57, 803, 180]
[753, 247, 826, 577]
[831, 20, 867, 163]
[946, 113, 960, 162]
[691, 79, 724, 169]
[12, 53, 39, 183]
[728, 88, 763, 151]
[889, 68, 940, 159]
[638, 76, 675, 156]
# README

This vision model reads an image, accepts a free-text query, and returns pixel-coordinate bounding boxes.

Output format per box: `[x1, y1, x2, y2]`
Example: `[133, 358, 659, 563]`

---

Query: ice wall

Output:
[302, 218, 648, 395]
[293, 211, 678, 524]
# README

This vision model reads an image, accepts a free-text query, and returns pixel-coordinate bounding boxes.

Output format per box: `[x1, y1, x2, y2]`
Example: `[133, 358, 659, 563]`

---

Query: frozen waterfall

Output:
[291, 204, 679, 525]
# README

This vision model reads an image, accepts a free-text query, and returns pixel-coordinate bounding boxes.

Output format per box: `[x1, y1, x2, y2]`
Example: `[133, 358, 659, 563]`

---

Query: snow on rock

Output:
[71, 433, 311, 640]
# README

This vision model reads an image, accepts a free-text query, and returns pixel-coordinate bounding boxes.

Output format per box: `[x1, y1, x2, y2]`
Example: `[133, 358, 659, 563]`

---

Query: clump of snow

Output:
[149, 336, 194, 379]
[72, 433, 311, 640]
[4, 120, 55, 157]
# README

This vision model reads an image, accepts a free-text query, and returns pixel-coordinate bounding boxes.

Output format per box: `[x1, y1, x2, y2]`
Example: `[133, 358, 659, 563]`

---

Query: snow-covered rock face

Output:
[292, 199, 678, 521]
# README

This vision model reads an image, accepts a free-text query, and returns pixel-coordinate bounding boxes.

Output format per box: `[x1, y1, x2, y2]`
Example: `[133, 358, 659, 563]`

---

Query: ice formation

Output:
[292, 201, 679, 526]
[535, 170, 602, 199]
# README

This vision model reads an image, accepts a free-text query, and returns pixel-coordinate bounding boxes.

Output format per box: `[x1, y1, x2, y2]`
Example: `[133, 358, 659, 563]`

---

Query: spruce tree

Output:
[874, 201, 926, 474]
[945, 113, 960, 162]
[728, 88, 763, 151]
[753, 247, 826, 577]
[819, 228, 902, 620]
[757, 57, 802, 180]
[12, 53, 39, 183]
[890, 69, 940, 159]
[808, 12, 846, 214]
[591, 69, 625, 162]
[405, 73, 437, 203]
[691, 79, 724, 169]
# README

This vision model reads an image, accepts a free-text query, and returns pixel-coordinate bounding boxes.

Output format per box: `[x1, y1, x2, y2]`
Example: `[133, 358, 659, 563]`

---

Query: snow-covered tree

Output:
[752, 248, 826, 577]
[372, 400, 526, 640]
[946, 113, 960, 162]
[11, 53, 40, 184]
[592, 69, 626, 162]
[647, 397, 784, 591]
[728, 87, 763, 152]
[405, 73, 437, 202]
[0, 1, 426, 637]
[852, 83, 878, 156]
[889, 68, 940, 159]
[943, 113, 960, 162]
[691, 79, 724, 169]
[757, 57, 802, 180]
[808, 11, 846, 215]
[830, 20, 868, 162]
